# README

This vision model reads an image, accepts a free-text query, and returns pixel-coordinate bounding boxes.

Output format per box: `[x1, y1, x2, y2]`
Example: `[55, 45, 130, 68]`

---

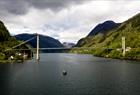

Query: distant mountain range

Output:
[15, 33, 64, 48]
[63, 42, 75, 48]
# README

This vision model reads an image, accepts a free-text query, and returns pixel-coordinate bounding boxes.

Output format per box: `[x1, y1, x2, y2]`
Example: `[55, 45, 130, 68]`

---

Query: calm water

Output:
[0, 53, 140, 95]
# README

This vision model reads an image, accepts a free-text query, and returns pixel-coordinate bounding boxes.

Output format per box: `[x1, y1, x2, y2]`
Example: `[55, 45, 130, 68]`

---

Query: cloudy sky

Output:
[0, 0, 140, 43]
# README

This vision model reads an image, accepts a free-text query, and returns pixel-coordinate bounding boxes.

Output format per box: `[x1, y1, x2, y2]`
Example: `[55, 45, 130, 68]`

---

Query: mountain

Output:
[72, 13, 140, 60]
[0, 21, 32, 60]
[0, 20, 20, 49]
[15, 33, 64, 48]
[0, 21, 10, 42]
[87, 20, 120, 37]
[63, 42, 75, 48]
[76, 20, 120, 47]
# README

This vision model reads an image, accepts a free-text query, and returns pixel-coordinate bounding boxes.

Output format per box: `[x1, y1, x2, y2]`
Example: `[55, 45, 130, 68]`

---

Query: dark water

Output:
[0, 53, 140, 95]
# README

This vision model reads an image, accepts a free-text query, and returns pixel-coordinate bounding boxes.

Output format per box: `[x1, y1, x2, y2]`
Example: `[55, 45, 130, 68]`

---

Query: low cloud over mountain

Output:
[0, 0, 140, 43]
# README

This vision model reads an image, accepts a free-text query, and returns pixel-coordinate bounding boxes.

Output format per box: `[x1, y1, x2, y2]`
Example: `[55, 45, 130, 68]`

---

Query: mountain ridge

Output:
[76, 20, 120, 47]
[15, 33, 64, 48]
[87, 20, 120, 37]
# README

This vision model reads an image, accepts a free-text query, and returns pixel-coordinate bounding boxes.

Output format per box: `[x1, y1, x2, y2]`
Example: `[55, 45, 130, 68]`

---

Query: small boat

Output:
[62, 70, 67, 76]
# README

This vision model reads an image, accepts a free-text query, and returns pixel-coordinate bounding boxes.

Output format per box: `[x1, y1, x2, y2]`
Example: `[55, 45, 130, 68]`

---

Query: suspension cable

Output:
[12, 36, 36, 49]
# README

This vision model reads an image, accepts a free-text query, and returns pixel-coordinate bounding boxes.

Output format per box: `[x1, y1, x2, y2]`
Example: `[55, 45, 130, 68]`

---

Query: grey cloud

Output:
[28, 0, 86, 10]
[51, 34, 60, 38]
[0, 0, 29, 15]
[0, 0, 87, 16]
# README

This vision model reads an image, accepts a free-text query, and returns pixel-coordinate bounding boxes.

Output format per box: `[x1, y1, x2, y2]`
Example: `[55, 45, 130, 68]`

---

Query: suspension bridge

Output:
[9, 34, 76, 60]
[8, 34, 127, 61]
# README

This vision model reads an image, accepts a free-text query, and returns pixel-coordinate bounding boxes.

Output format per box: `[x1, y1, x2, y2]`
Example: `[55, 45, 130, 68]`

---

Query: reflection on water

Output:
[0, 53, 140, 95]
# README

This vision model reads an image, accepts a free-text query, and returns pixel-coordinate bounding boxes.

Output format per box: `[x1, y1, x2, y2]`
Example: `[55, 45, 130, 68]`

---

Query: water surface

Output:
[0, 53, 140, 95]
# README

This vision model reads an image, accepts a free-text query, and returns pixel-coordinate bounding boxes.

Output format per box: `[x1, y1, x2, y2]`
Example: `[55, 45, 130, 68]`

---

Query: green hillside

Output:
[0, 21, 10, 41]
[0, 20, 31, 61]
[72, 13, 140, 60]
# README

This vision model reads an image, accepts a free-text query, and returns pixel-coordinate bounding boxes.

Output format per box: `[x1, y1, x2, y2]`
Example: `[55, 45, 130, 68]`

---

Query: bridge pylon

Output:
[36, 33, 40, 61]
[122, 37, 126, 57]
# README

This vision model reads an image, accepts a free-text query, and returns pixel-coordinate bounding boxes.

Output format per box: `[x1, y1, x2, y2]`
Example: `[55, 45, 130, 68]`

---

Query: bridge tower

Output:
[36, 34, 40, 60]
[122, 37, 126, 57]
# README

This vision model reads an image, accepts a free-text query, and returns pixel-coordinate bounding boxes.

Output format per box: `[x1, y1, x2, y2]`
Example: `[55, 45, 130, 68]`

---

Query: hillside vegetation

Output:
[0, 21, 30, 61]
[0, 21, 10, 41]
[72, 13, 140, 60]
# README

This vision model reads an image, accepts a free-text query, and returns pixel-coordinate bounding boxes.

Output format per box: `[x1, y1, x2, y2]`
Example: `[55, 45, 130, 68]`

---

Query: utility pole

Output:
[36, 34, 40, 60]
[122, 37, 126, 57]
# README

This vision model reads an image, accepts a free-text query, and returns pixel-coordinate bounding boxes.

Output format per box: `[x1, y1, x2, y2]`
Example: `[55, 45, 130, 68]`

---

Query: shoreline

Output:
[69, 49, 140, 61]
[0, 59, 30, 64]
